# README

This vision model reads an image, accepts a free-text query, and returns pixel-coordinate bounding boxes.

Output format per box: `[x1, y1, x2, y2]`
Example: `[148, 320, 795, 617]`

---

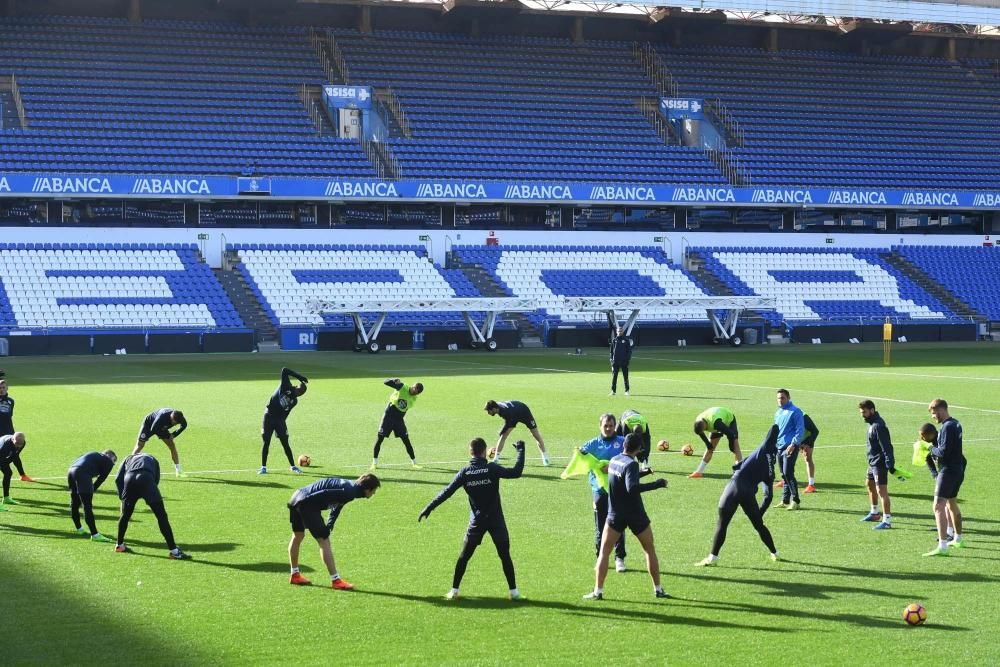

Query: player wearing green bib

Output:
[371, 378, 424, 469]
[690, 407, 741, 479]
[616, 410, 651, 469]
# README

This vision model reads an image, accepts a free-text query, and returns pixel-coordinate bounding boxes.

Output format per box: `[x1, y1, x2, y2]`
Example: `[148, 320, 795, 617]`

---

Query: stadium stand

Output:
[0, 243, 244, 330]
[0, 15, 377, 176]
[450, 245, 712, 329]
[292, 30, 727, 184]
[694, 247, 958, 325]
[654, 45, 1000, 188]
[894, 245, 1000, 321]
[231, 244, 514, 331]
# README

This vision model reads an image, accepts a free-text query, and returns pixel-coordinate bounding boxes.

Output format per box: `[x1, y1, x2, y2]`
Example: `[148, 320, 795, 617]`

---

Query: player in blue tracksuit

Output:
[581, 414, 628, 570]
[858, 400, 895, 530]
[585, 431, 668, 600]
[696, 426, 780, 566]
[774, 389, 805, 509]
[68, 450, 118, 541]
[114, 453, 190, 559]
[0, 432, 26, 510]
[287, 474, 381, 588]
[419, 438, 525, 600]
[924, 399, 966, 556]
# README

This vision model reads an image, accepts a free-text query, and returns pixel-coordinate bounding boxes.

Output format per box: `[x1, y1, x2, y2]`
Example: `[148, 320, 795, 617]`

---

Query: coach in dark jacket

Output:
[610, 327, 633, 396]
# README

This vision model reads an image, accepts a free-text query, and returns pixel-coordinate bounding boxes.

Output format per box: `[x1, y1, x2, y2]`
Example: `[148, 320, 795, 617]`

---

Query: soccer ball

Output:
[681, 444, 695, 456]
[297, 454, 311, 468]
[903, 603, 927, 626]
[657, 440, 670, 452]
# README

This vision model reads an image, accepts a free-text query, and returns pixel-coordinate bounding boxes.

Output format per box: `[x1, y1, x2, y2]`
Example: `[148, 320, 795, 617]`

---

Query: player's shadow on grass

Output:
[124, 538, 240, 553]
[192, 559, 289, 573]
[670, 570, 910, 601]
[675, 596, 970, 632]
[785, 559, 1000, 584]
[804, 507, 931, 521]
[190, 476, 292, 490]
[801, 482, 934, 502]
[0, 523, 83, 540]
[353, 590, 779, 631]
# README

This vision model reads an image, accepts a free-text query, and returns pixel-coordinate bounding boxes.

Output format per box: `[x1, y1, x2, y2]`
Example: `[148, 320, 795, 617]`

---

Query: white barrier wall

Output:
[0, 227, 991, 267]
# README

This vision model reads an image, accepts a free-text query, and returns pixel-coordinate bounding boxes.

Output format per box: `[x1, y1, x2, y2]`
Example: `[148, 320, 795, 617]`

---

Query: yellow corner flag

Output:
[912, 440, 931, 466]
[561, 449, 610, 492]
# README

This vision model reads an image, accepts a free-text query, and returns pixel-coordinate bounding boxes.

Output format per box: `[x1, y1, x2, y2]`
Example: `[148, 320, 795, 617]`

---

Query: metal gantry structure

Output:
[308, 297, 538, 352]
[561, 296, 777, 344]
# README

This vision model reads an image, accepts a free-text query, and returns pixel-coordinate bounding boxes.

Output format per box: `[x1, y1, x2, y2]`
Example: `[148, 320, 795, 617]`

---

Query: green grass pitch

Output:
[3, 342, 999, 665]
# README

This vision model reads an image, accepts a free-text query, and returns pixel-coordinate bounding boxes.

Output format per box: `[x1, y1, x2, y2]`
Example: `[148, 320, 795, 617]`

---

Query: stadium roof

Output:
[301, 0, 1000, 33]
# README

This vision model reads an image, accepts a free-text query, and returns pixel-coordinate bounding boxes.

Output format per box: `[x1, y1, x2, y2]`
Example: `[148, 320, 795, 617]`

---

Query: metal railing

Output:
[307, 28, 336, 83]
[705, 147, 751, 186]
[361, 136, 401, 180]
[705, 98, 746, 148]
[636, 96, 675, 145]
[0, 74, 28, 129]
[298, 84, 330, 136]
[632, 42, 679, 98]
[375, 87, 412, 138]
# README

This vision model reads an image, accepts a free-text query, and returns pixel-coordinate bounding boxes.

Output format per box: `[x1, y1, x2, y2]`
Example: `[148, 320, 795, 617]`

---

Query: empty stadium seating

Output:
[451, 245, 711, 328]
[655, 45, 1000, 187]
[304, 30, 727, 184]
[895, 245, 1000, 320]
[232, 244, 510, 331]
[0, 15, 377, 176]
[696, 247, 957, 325]
[0, 243, 244, 330]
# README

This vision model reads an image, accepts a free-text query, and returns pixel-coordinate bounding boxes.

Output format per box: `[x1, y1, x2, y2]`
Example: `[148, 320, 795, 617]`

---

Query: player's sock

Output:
[946, 526, 955, 538]
[884, 513, 892, 522]
[938, 539, 948, 550]
[654, 585, 665, 595]
[331, 573, 340, 582]
[594, 587, 603, 596]
[808, 477, 816, 485]
[870, 504, 878, 514]
[174, 464, 182, 476]
[291, 567, 300, 575]
[952, 533, 962, 542]
[695, 461, 707, 474]
[509, 588, 520, 597]
[370, 458, 378, 469]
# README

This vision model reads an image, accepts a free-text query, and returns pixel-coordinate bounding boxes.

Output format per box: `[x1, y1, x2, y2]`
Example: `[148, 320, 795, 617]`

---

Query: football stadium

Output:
[2, 0, 999, 664]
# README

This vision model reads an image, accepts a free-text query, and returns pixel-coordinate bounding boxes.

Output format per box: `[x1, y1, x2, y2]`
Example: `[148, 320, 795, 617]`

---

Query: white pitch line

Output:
[635, 353, 1000, 384]
[418, 356, 1000, 415]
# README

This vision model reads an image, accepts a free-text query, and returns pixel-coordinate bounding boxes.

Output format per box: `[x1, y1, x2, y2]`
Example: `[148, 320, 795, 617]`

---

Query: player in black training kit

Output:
[924, 398, 966, 556]
[0, 432, 27, 510]
[858, 400, 896, 530]
[696, 426, 780, 566]
[114, 453, 190, 559]
[484, 399, 549, 465]
[585, 429, 669, 600]
[68, 449, 118, 542]
[133, 408, 188, 477]
[0, 379, 33, 482]
[371, 378, 423, 469]
[419, 437, 526, 600]
[287, 473, 381, 589]
[259, 367, 308, 475]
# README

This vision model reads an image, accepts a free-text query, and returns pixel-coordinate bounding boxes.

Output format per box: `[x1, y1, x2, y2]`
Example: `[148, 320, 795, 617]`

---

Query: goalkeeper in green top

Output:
[616, 409, 651, 470]
[690, 407, 741, 479]
[371, 378, 424, 469]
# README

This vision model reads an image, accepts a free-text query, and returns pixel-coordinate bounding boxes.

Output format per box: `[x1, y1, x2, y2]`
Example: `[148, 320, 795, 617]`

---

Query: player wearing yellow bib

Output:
[371, 378, 424, 469]
[616, 409, 651, 469]
[689, 407, 741, 479]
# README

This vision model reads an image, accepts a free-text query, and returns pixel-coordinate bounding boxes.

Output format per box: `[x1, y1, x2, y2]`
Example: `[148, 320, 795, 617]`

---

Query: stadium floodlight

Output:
[561, 296, 777, 344]
[308, 297, 537, 352]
